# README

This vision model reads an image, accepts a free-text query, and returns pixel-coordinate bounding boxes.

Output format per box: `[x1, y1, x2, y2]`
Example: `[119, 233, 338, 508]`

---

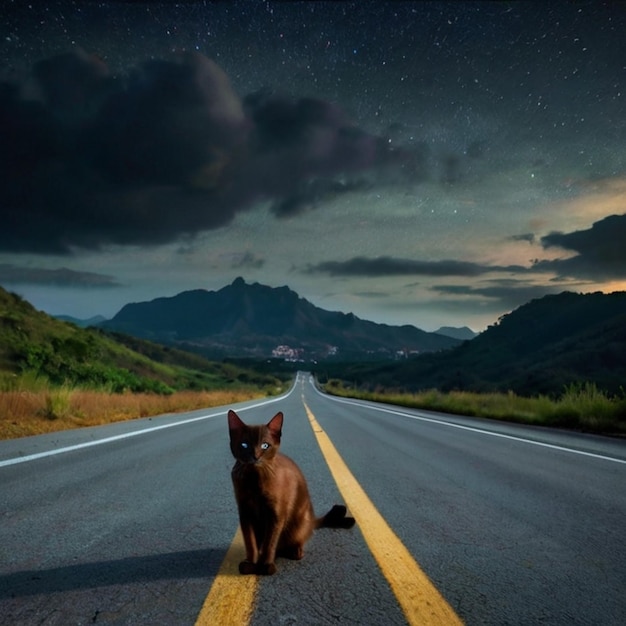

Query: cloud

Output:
[0, 263, 121, 287]
[510, 233, 536, 244]
[0, 50, 399, 255]
[269, 178, 370, 218]
[306, 256, 527, 277]
[305, 215, 626, 284]
[353, 291, 390, 299]
[230, 251, 265, 270]
[431, 280, 563, 311]
[535, 213, 626, 280]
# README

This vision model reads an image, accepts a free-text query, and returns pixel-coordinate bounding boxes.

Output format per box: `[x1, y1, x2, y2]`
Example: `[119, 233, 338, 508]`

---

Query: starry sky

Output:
[1, 0, 626, 332]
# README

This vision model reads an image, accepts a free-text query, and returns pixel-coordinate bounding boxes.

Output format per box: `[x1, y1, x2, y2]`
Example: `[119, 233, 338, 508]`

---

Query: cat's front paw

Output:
[257, 562, 277, 576]
[238, 560, 257, 575]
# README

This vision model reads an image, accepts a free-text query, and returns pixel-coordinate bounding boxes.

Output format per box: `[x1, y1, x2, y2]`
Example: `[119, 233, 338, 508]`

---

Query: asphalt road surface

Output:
[1, 372, 625, 625]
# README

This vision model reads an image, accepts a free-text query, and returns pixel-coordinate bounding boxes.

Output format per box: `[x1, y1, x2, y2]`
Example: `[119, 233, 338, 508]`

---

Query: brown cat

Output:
[227, 409, 355, 575]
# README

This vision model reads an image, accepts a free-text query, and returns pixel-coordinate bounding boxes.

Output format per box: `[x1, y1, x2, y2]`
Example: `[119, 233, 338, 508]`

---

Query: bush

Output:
[43, 386, 73, 420]
[548, 382, 617, 430]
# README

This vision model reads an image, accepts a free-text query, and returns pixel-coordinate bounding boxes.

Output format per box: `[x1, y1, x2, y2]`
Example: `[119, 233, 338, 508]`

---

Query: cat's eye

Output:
[261, 442, 270, 450]
[241, 442, 249, 449]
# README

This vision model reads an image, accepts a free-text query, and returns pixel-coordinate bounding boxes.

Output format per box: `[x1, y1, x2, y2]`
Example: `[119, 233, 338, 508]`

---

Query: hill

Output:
[435, 326, 477, 341]
[101, 277, 461, 359]
[316, 291, 626, 397]
[0, 287, 279, 393]
[54, 314, 108, 328]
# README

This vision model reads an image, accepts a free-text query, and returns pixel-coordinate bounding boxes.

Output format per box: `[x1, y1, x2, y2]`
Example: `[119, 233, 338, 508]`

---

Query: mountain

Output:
[435, 326, 477, 341]
[101, 277, 462, 359]
[0, 286, 280, 392]
[55, 314, 108, 328]
[317, 291, 626, 396]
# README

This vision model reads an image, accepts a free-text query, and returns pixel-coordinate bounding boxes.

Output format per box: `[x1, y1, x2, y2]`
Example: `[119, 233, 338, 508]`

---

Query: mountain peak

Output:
[435, 326, 477, 341]
[103, 279, 461, 358]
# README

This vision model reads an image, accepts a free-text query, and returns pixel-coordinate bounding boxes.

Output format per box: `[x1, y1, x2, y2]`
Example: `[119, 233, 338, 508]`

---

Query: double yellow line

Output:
[195, 400, 462, 625]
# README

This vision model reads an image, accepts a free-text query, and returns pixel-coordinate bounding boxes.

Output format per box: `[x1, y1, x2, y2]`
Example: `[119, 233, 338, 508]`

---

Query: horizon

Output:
[43, 276, 481, 334]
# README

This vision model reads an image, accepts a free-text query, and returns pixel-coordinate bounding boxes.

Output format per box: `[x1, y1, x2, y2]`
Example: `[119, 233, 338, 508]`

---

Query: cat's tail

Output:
[316, 504, 356, 529]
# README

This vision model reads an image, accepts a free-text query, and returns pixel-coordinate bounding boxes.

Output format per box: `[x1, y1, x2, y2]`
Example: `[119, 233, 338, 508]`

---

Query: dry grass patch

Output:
[0, 388, 263, 440]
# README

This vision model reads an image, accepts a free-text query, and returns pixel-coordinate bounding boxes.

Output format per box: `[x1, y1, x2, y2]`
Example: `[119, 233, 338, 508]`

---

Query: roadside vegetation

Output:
[0, 374, 265, 439]
[0, 289, 288, 440]
[323, 379, 626, 435]
[0, 364, 287, 441]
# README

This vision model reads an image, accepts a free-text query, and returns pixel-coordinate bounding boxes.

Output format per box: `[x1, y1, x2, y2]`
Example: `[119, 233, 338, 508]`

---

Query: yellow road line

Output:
[194, 528, 258, 625]
[303, 400, 463, 626]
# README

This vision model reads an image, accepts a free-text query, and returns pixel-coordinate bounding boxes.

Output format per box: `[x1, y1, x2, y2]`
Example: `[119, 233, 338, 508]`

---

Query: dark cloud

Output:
[431, 281, 562, 311]
[0, 263, 121, 287]
[270, 178, 370, 218]
[306, 256, 527, 277]
[33, 49, 113, 125]
[354, 291, 390, 299]
[91, 52, 248, 186]
[0, 51, 397, 254]
[535, 214, 626, 280]
[307, 215, 626, 284]
[230, 251, 265, 270]
[234, 91, 405, 213]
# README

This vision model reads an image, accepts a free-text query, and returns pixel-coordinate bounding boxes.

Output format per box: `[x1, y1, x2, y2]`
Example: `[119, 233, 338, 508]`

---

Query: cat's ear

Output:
[228, 409, 245, 432]
[267, 411, 283, 437]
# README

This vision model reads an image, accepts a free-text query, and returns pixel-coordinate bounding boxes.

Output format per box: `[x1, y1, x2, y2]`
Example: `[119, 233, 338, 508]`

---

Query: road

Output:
[1, 372, 625, 625]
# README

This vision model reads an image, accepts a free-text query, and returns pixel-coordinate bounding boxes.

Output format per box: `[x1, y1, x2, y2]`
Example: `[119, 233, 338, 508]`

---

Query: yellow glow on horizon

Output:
[595, 280, 626, 293]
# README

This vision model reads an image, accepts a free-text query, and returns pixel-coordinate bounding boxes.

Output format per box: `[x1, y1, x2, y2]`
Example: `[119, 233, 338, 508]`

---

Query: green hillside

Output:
[315, 291, 626, 398]
[0, 287, 280, 393]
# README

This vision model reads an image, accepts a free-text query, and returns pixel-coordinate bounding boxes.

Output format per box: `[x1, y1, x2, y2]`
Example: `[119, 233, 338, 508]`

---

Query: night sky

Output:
[1, 0, 625, 331]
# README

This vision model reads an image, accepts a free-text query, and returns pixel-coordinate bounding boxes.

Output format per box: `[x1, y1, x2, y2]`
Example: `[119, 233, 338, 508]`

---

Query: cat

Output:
[227, 409, 355, 575]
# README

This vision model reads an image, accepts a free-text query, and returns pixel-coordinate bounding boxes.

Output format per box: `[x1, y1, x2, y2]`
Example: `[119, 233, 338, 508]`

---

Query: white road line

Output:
[312, 384, 626, 465]
[0, 386, 296, 468]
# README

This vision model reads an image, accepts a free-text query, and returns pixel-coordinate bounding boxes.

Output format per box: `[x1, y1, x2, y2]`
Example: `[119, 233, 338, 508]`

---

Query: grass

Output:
[323, 379, 626, 435]
[0, 288, 283, 395]
[0, 385, 266, 440]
